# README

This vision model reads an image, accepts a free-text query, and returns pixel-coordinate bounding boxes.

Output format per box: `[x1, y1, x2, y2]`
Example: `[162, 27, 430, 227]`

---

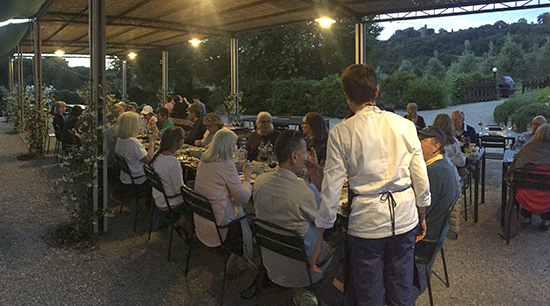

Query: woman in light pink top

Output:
[194, 128, 252, 273]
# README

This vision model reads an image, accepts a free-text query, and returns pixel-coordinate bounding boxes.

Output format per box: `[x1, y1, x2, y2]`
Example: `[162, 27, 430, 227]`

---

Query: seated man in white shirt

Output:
[253, 130, 336, 288]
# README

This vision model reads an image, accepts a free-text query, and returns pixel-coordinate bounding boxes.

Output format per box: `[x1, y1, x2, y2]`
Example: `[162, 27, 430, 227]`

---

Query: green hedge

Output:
[493, 90, 540, 124]
[510, 103, 550, 132]
[536, 87, 550, 104]
[55, 89, 84, 105]
[449, 73, 494, 105]
[380, 71, 419, 109]
[238, 75, 348, 118]
[403, 77, 448, 110]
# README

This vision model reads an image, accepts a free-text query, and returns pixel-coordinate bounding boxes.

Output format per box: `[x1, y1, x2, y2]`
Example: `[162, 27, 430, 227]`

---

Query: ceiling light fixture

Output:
[54, 50, 65, 57]
[315, 17, 336, 28]
[189, 39, 202, 46]
[128, 52, 137, 59]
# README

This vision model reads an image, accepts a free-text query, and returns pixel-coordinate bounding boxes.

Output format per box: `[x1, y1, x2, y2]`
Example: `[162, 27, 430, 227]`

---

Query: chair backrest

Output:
[144, 164, 182, 218]
[180, 185, 224, 243]
[415, 192, 459, 263]
[252, 218, 313, 285]
[480, 135, 507, 150]
[115, 153, 144, 184]
[512, 165, 550, 191]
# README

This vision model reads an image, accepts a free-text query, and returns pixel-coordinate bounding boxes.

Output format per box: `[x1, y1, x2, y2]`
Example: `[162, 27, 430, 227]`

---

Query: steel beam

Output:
[9, 57, 14, 93]
[162, 50, 168, 106]
[355, 23, 366, 65]
[17, 46, 24, 129]
[122, 59, 127, 101]
[33, 21, 43, 109]
[230, 37, 238, 114]
[89, 0, 107, 233]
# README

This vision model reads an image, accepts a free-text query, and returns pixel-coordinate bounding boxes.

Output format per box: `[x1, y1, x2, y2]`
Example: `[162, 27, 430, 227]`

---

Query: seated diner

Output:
[246, 111, 280, 161]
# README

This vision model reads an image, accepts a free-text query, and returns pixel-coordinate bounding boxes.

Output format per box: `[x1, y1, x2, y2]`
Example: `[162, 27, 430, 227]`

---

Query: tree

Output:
[537, 12, 550, 24]
[497, 34, 526, 80]
[424, 51, 446, 81]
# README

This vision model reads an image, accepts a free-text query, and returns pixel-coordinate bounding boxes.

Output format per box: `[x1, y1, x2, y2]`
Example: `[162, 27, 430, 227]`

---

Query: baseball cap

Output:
[128, 102, 138, 109]
[418, 125, 446, 147]
[141, 105, 154, 115]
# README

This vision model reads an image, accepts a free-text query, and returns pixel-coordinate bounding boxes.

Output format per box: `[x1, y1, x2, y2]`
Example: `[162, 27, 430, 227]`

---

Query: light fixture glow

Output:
[189, 39, 202, 46]
[54, 50, 65, 57]
[315, 17, 336, 28]
[128, 52, 137, 59]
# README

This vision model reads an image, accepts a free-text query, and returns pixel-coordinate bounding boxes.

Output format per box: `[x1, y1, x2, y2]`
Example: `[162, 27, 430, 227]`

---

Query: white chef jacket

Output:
[315, 105, 431, 239]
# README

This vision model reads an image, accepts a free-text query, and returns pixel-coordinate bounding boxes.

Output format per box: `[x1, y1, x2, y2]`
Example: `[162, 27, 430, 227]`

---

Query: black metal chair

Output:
[115, 153, 149, 231]
[458, 167, 472, 221]
[480, 135, 507, 160]
[504, 165, 550, 245]
[143, 165, 191, 259]
[415, 193, 459, 306]
[181, 184, 249, 305]
[252, 218, 314, 286]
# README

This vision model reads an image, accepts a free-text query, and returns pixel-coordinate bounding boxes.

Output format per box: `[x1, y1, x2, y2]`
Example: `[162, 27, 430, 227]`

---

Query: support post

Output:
[355, 23, 366, 65]
[230, 37, 238, 114]
[162, 50, 168, 106]
[9, 56, 14, 93]
[17, 45, 24, 128]
[90, 0, 107, 233]
[122, 59, 127, 101]
[33, 21, 43, 109]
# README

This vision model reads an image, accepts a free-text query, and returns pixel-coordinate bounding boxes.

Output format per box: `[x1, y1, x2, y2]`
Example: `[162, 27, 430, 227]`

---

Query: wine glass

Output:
[500, 122, 506, 131]
[478, 121, 483, 133]
[267, 154, 277, 169]
[506, 120, 513, 131]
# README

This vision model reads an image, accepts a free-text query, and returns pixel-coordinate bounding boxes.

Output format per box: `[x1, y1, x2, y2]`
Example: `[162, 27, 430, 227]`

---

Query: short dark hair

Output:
[157, 107, 169, 117]
[173, 95, 182, 103]
[275, 130, 306, 164]
[340, 64, 377, 105]
[70, 105, 83, 116]
[188, 103, 203, 117]
[193, 95, 200, 100]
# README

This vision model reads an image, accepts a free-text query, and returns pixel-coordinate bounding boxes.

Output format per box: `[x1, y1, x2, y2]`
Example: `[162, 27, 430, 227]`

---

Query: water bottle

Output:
[265, 141, 273, 159]
[258, 141, 266, 162]
[237, 145, 247, 160]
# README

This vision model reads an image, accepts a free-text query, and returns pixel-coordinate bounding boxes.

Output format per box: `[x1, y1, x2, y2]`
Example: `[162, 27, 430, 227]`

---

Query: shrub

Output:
[240, 79, 272, 115]
[493, 90, 540, 124]
[510, 103, 550, 132]
[0, 86, 8, 116]
[55, 89, 84, 105]
[449, 73, 494, 105]
[266, 77, 316, 116]
[380, 71, 419, 109]
[536, 87, 550, 104]
[403, 77, 448, 110]
[315, 74, 348, 118]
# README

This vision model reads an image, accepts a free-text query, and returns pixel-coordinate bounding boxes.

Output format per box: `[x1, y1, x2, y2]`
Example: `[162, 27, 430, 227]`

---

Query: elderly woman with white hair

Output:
[115, 112, 158, 189]
[246, 111, 281, 160]
[194, 128, 253, 275]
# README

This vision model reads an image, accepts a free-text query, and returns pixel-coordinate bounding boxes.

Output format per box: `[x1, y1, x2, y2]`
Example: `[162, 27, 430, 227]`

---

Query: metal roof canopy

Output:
[20, 0, 550, 56]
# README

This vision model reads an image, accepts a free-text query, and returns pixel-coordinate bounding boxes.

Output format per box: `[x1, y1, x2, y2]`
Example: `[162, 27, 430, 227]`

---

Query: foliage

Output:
[55, 89, 83, 105]
[423, 53, 446, 81]
[449, 73, 494, 105]
[0, 85, 8, 116]
[536, 87, 550, 104]
[445, 40, 479, 82]
[223, 91, 244, 115]
[156, 88, 175, 109]
[316, 74, 348, 118]
[497, 34, 526, 81]
[493, 90, 540, 124]
[24, 104, 49, 157]
[403, 77, 448, 110]
[510, 103, 550, 132]
[380, 71, 419, 109]
[54, 87, 116, 246]
[6, 90, 23, 131]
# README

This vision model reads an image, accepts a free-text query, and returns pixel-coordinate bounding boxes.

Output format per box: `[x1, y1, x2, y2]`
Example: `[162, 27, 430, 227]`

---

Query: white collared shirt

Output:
[315, 106, 431, 239]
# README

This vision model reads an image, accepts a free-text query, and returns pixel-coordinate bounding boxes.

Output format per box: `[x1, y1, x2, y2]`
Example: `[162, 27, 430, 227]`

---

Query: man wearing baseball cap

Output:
[415, 126, 459, 299]
[140, 105, 157, 134]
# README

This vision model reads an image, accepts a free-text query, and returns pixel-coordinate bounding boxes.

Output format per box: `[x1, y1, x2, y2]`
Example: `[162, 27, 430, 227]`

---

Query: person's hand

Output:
[309, 244, 323, 273]
[306, 147, 318, 164]
[148, 129, 158, 142]
[416, 219, 427, 242]
[194, 139, 202, 146]
[242, 161, 252, 182]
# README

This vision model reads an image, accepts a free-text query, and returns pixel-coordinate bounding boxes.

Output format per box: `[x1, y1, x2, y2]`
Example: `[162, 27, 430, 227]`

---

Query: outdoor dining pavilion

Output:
[1, 1, 550, 305]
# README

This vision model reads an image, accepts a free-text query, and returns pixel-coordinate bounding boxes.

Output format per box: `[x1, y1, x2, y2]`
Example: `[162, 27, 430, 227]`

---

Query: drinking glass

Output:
[478, 121, 483, 133]
[506, 120, 513, 131]
[267, 154, 278, 169]
[500, 122, 506, 131]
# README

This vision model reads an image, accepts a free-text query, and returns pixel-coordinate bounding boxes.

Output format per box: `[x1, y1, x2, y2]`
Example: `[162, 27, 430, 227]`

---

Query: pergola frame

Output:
[12, 0, 550, 233]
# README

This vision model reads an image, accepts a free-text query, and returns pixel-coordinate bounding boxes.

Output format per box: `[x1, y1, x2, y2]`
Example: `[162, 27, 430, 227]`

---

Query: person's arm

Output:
[452, 141, 466, 167]
[225, 161, 252, 206]
[140, 132, 158, 164]
[416, 206, 427, 242]
[409, 136, 431, 209]
[183, 97, 191, 107]
[305, 147, 323, 191]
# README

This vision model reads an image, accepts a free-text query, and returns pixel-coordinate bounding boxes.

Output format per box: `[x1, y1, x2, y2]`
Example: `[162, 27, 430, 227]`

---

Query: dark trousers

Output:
[348, 226, 418, 306]
[520, 208, 550, 220]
